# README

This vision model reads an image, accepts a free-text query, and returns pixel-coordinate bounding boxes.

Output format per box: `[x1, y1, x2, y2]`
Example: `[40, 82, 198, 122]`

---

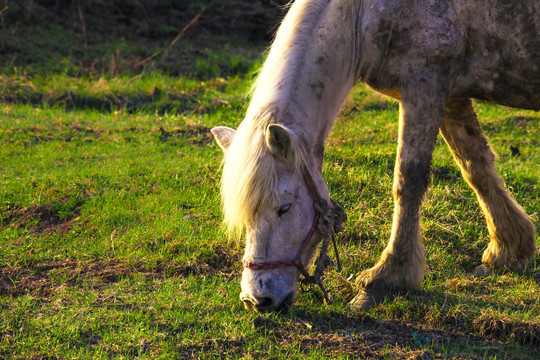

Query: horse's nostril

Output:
[241, 294, 276, 311]
[254, 297, 275, 310]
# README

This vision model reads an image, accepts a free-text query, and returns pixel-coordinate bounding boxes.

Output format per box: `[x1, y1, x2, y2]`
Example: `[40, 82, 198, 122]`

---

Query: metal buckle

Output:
[299, 277, 312, 292]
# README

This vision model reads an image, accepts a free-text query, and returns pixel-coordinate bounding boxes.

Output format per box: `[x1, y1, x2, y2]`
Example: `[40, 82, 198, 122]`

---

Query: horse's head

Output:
[212, 123, 332, 311]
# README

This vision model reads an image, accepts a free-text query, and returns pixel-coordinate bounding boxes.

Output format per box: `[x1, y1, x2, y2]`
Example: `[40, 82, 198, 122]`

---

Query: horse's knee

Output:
[393, 162, 431, 202]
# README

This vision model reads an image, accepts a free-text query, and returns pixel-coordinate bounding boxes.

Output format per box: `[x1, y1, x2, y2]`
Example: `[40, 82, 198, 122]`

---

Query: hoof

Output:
[349, 290, 394, 310]
[472, 264, 493, 278]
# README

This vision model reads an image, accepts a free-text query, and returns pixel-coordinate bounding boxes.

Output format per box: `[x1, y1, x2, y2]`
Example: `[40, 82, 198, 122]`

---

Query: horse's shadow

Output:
[261, 275, 540, 355]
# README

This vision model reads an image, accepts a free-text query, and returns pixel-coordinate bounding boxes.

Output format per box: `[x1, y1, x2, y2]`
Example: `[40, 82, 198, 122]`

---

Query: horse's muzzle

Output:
[240, 267, 298, 311]
[240, 291, 296, 311]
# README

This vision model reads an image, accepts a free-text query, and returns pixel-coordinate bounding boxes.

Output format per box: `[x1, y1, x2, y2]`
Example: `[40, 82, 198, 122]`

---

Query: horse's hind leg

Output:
[440, 98, 537, 272]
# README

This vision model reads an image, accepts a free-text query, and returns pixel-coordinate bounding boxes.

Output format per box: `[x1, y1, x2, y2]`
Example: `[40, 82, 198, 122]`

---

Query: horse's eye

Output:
[277, 203, 292, 217]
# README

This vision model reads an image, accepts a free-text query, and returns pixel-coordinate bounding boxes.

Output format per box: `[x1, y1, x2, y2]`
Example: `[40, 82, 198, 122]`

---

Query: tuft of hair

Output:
[220, 110, 306, 235]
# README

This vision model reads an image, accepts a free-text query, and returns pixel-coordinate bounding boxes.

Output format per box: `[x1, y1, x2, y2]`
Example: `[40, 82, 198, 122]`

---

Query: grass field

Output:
[1, 1, 539, 359]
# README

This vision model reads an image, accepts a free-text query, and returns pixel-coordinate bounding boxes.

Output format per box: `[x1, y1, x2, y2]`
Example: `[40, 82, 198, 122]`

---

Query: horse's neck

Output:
[248, 0, 360, 161]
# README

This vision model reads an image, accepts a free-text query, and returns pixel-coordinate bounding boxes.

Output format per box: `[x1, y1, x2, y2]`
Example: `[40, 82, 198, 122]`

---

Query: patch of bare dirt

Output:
[158, 124, 213, 145]
[474, 312, 540, 346]
[4, 0, 290, 44]
[176, 339, 246, 359]
[3, 200, 82, 237]
[0, 259, 149, 298]
[0, 247, 241, 299]
[177, 315, 447, 359]
[247, 304, 540, 358]
[248, 313, 531, 359]
[272, 318, 444, 359]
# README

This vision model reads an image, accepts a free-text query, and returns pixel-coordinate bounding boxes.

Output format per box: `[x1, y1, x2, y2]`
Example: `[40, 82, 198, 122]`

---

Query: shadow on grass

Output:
[1, 89, 203, 115]
[266, 286, 540, 358]
[385, 290, 533, 341]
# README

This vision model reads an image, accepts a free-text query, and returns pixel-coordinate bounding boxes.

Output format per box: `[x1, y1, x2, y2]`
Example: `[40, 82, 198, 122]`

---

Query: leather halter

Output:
[242, 165, 345, 302]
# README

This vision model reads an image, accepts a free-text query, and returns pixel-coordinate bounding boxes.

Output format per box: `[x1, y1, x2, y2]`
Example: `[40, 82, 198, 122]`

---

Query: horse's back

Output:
[361, 0, 540, 109]
[454, 0, 540, 109]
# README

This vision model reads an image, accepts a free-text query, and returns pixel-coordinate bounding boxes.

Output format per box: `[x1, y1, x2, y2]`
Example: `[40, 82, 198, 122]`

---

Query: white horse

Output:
[212, 0, 539, 311]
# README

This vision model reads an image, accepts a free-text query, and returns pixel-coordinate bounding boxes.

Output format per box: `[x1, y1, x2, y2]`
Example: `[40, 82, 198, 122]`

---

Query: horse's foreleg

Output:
[352, 72, 447, 308]
[440, 98, 537, 272]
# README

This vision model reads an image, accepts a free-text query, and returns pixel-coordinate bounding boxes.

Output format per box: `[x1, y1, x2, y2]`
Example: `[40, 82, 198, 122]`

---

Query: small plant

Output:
[413, 332, 430, 348]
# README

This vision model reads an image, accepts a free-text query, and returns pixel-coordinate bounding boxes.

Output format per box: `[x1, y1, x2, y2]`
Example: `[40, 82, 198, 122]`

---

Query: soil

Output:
[177, 312, 488, 359]
[158, 124, 214, 145]
[1, 252, 538, 358]
[3, 202, 80, 237]
[0, 246, 241, 299]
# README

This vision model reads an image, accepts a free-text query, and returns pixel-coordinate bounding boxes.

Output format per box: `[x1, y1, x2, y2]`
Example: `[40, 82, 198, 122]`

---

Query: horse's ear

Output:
[266, 124, 293, 160]
[211, 126, 236, 152]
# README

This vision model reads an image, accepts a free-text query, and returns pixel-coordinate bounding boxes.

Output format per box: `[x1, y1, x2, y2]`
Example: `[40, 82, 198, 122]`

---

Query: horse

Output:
[211, 0, 539, 311]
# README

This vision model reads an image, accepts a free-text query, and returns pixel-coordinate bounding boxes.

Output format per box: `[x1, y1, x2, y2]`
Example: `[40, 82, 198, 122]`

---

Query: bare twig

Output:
[296, 317, 313, 329]
[135, 10, 204, 68]
[77, 0, 88, 58]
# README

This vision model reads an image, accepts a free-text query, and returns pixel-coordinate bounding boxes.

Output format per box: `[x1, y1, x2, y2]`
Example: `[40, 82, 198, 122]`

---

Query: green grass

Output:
[1, 3, 539, 358]
[1, 71, 538, 359]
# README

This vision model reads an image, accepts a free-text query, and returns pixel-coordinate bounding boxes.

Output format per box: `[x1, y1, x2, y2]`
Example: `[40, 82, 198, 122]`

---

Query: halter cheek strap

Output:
[242, 165, 346, 303]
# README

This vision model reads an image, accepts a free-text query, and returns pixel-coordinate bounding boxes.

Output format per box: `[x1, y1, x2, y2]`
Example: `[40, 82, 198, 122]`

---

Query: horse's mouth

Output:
[240, 291, 296, 312]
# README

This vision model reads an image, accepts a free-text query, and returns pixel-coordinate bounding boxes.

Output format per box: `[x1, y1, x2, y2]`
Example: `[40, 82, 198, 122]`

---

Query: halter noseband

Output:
[242, 165, 346, 303]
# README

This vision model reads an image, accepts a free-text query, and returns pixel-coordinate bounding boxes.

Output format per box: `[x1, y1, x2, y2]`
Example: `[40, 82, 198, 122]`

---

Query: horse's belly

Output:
[477, 85, 540, 111]
[455, 63, 540, 111]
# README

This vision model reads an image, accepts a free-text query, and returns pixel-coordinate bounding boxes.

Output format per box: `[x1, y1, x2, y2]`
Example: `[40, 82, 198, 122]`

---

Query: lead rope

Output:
[299, 197, 347, 303]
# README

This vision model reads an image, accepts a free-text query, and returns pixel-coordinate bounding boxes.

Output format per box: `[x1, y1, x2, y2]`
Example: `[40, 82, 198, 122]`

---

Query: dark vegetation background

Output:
[0, 0, 289, 76]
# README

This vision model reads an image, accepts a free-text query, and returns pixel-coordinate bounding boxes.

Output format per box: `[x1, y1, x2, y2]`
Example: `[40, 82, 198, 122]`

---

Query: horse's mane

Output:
[220, 0, 329, 233]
